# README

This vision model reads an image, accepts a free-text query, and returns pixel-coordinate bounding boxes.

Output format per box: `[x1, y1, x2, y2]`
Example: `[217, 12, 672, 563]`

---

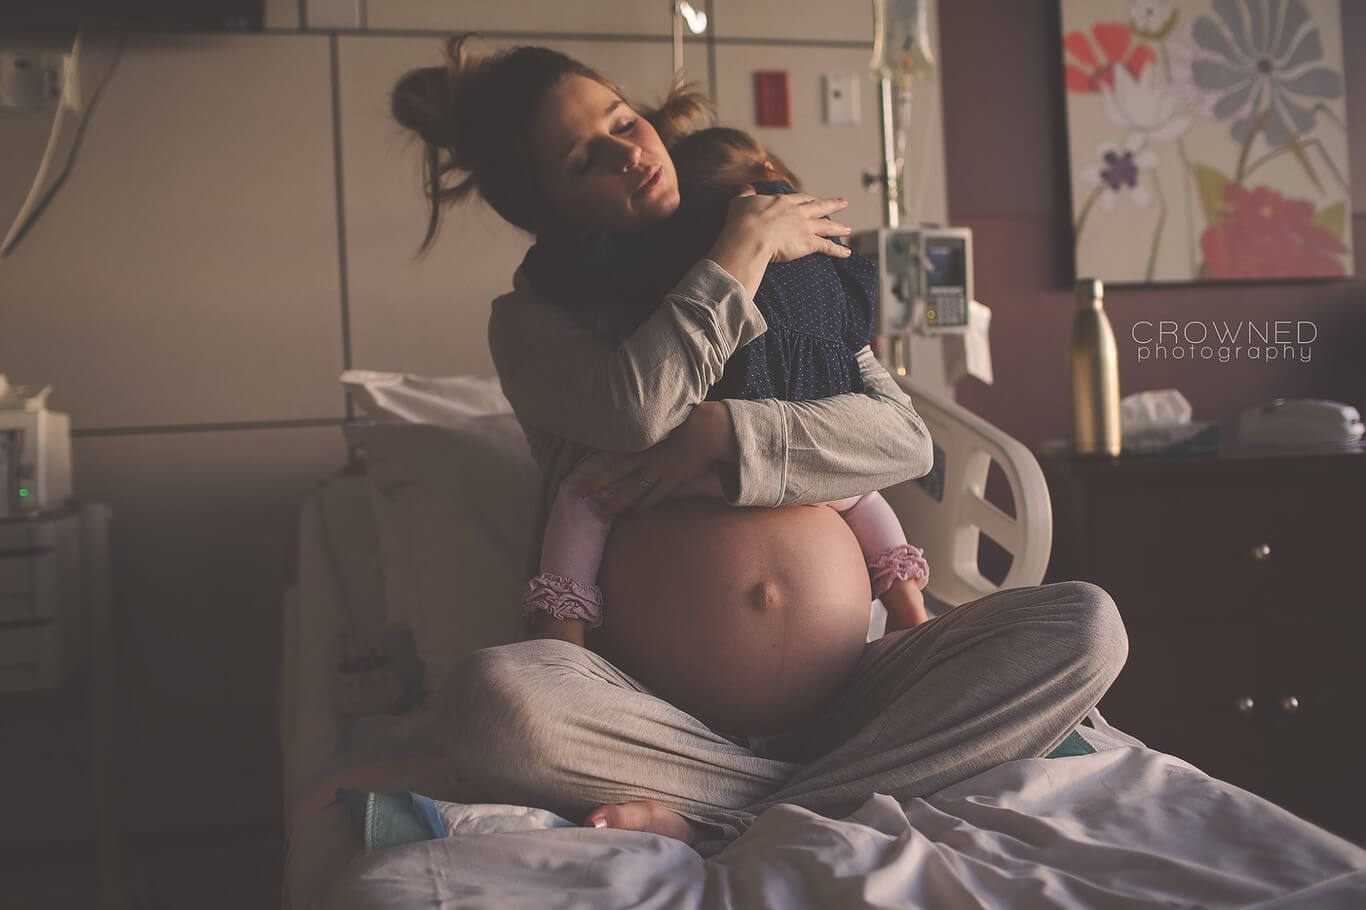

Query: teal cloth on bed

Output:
[336, 788, 445, 852]
[1045, 728, 1096, 759]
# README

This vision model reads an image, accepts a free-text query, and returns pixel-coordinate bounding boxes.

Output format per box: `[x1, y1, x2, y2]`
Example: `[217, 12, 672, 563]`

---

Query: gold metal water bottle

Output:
[1069, 277, 1121, 456]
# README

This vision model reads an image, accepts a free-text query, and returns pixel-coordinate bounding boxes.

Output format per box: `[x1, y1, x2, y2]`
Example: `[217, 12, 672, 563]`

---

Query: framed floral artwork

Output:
[1060, 0, 1353, 282]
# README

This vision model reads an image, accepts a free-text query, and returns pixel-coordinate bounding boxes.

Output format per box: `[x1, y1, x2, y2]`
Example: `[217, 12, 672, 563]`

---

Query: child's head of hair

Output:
[668, 127, 802, 195]
[641, 87, 801, 195]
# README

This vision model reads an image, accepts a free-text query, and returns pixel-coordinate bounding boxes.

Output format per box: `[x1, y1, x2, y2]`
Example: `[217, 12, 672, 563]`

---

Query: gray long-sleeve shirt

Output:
[487, 257, 935, 577]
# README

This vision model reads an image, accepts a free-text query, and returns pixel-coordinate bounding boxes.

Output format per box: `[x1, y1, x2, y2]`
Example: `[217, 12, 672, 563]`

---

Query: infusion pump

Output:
[849, 226, 973, 335]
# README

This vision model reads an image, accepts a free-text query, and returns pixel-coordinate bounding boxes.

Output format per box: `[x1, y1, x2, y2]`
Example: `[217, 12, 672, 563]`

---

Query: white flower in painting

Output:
[1080, 134, 1161, 211]
[1129, 0, 1176, 36]
[1103, 63, 1193, 145]
[1165, 21, 1221, 119]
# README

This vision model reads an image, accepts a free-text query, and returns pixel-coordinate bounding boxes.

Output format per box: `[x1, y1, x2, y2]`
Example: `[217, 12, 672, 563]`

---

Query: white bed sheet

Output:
[283, 477, 1366, 910]
[330, 723, 1366, 909]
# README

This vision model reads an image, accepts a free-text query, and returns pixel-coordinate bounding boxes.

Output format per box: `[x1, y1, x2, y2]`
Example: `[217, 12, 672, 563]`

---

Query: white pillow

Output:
[341, 370, 512, 426]
[344, 417, 539, 696]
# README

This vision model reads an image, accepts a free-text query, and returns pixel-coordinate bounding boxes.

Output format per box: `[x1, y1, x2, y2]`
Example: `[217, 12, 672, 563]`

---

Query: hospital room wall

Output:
[937, 0, 1366, 448]
[0, 2, 946, 833]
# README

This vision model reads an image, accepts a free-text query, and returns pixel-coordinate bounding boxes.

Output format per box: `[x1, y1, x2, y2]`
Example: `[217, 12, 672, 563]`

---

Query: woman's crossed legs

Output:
[434, 580, 1127, 855]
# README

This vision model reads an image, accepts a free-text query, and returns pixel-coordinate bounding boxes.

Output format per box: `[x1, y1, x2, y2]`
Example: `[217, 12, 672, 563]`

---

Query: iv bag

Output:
[870, 0, 936, 82]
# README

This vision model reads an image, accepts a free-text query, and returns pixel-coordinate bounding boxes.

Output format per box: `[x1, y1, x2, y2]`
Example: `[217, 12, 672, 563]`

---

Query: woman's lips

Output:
[633, 166, 662, 198]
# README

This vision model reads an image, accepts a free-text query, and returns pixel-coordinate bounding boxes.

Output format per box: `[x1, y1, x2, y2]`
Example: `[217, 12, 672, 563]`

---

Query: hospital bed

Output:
[279, 373, 1366, 909]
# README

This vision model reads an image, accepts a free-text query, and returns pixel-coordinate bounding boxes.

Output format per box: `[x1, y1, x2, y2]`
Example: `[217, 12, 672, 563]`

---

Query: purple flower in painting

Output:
[1191, 0, 1342, 147]
[1080, 135, 1160, 211]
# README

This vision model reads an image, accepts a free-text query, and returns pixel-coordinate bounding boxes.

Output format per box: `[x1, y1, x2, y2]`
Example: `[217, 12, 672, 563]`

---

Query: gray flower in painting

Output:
[1191, 0, 1342, 147]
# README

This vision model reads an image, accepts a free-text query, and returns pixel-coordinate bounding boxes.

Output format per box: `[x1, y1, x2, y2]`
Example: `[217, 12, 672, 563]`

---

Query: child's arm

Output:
[828, 492, 931, 630]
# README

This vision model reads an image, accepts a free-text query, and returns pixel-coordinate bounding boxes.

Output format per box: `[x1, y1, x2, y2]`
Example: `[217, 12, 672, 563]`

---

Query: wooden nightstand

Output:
[0, 503, 128, 906]
[1040, 449, 1366, 845]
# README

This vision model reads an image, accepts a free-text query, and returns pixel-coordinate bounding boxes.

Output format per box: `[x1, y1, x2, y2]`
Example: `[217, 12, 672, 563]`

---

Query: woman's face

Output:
[532, 74, 681, 232]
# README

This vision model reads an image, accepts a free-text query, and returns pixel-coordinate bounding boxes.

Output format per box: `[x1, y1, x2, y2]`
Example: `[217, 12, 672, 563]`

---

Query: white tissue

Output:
[1120, 388, 1191, 431]
[0, 374, 53, 412]
[940, 299, 994, 386]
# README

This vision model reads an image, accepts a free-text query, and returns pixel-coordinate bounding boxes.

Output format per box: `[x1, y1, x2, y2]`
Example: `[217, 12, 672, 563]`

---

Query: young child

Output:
[519, 126, 931, 640]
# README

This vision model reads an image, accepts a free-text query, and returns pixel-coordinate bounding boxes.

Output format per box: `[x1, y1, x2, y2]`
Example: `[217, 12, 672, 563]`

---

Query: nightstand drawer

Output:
[1255, 480, 1366, 621]
[1084, 480, 1270, 622]
[0, 511, 77, 551]
[0, 623, 71, 692]
[0, 551, 59, 622]
[1101, 622, 1266, 794]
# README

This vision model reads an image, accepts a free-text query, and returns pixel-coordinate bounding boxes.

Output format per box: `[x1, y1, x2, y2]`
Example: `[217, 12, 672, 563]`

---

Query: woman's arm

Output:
[489, 193, 853, 455]
[489, 258, 766, 454]
[716, 345, 935, 507]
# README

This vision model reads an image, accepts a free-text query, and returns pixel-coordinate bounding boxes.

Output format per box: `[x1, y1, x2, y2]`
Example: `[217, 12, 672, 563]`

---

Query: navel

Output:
[747, 579, 783, 612]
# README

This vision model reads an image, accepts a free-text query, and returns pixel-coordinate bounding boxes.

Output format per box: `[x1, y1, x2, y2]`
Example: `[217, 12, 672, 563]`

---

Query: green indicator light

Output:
[18, 488, 29, 497]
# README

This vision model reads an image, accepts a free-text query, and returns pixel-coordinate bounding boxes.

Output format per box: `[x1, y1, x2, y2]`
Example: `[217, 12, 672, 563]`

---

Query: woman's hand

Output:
[565, 402, 733, 518]
[706, 187, 853, 298]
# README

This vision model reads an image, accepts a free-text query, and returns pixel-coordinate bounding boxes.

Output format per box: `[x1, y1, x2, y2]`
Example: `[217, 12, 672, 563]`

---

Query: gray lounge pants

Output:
[434, 580, 1128, 855]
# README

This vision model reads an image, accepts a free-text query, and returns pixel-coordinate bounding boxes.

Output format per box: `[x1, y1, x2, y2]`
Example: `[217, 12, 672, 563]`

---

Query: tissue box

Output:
[1037, 422, 1222, 459]
[1120, 421, 1221, 457]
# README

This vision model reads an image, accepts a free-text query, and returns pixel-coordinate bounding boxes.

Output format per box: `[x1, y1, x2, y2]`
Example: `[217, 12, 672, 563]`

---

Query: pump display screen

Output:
[926, 237, 966, 289]
[924, 236, 968, 327]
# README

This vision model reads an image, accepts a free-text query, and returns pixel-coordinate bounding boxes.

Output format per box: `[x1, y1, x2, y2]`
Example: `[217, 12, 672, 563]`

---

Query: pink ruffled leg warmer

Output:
[827, 492, 930, 598]
[524, 470, 728, 629]
[524, 481, 611, 629]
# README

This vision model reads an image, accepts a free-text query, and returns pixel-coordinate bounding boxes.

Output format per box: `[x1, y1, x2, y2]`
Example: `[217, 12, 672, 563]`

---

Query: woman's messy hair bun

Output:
[390, 35, 626, 257]
[391, 35, 724, 258]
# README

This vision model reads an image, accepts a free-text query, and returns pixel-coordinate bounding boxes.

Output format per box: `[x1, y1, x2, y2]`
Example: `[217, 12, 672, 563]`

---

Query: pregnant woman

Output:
[391, 37, 1128, 853]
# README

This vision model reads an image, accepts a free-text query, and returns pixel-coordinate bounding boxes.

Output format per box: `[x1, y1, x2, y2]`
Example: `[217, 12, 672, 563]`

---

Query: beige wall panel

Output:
[712, 39, 947, 233]
[74, 425, 346, 826]
[342, 34, 707, 376]
[714, 0, 875, 43]
[365, 0, 677, 36]
[264, 0, 303, 29]
[0, 33, 345, 429]
[0, 113, 52, 237]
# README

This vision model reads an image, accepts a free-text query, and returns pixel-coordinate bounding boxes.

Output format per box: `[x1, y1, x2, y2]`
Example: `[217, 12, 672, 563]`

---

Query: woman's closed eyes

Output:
[573, 119, 640, 175]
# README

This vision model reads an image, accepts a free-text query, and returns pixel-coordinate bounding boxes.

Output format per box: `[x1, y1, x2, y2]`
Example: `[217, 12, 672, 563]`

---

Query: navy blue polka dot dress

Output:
[521, 180, 876, 404]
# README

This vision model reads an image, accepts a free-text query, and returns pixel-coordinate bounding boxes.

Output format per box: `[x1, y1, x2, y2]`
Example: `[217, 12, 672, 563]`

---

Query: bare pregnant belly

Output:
[590, 498, 872, 737]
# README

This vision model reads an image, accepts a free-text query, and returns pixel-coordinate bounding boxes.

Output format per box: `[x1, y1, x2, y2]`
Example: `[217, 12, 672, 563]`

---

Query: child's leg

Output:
[541, 482, 612, 583]
[528, 470, 728, 630]
[526, 482, 613, 629]
[828, 492, 929, 597]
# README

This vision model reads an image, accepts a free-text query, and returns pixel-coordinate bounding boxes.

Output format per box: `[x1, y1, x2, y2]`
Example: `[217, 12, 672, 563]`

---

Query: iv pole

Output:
[670, 2, 708, 76]
[867, 0, 935, 374]
[876, 74, 901, 230]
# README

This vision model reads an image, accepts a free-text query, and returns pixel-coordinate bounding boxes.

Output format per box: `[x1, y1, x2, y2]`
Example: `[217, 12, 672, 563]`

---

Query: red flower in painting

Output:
[1200, 184, 1347, 279]
[1064, 23, 1156, 93]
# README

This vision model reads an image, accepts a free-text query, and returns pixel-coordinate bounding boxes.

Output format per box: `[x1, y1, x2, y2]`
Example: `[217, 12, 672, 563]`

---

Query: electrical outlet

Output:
[823, 73, 859, 126]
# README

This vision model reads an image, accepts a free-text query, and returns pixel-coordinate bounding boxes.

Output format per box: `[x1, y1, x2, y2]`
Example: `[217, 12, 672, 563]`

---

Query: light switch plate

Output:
[823, 73, 860, 125]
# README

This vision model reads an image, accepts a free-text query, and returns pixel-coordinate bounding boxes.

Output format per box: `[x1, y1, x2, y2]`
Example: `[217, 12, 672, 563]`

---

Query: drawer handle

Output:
[1280, 695, 1300, 714]
[1250, 542, 1271, 561]
[1235, 696, 1256, 714]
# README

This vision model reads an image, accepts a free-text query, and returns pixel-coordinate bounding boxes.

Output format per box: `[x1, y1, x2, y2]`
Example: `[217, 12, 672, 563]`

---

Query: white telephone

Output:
[1236, 398, 1365, 449]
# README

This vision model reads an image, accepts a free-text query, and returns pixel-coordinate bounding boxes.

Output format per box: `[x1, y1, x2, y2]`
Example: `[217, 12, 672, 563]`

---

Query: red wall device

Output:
[753, 70, 792, 127]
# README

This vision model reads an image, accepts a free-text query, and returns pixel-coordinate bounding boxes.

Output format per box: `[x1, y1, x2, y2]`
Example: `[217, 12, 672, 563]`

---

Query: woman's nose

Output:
[608, 140, 641, 173]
